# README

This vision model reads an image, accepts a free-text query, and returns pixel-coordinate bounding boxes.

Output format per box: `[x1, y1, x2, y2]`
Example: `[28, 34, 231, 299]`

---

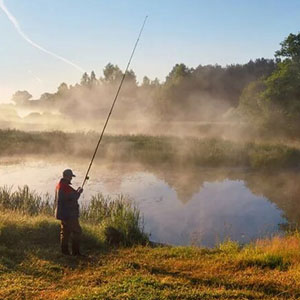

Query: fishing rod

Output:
[81, 16, 148, 188]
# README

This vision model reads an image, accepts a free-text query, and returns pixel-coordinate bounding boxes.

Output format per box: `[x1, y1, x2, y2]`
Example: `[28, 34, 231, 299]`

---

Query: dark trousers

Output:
[60, 218, 82, 254]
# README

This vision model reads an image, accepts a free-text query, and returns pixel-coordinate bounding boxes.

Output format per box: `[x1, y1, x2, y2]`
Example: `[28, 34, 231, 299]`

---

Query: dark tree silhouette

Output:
[12, 91, 32, 105]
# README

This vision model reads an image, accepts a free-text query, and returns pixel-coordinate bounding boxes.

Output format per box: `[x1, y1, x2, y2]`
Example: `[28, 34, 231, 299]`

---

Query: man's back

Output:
[55, 178, 80, 220]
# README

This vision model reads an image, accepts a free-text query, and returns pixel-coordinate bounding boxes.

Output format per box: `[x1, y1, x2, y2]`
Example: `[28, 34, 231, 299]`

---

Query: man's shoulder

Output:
[57, 179, 75, 193]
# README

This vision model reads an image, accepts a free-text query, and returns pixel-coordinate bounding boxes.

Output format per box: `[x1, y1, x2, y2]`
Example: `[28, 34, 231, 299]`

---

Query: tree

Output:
[160, 64, 192, 111]
[103, 63, 123, 83]
[237, 32, 300, 136]
[238, 80, 267, 120]
[264, 32, 300, 111]
[40, 92, 53, 101]
[151, 78, 160, 87]
[90, 71, 98, 87]
[124, 69, 137, 87]
[57, 82, 69, 95]
[11, 90, 32, 105]
[142, 76, 150, 87]
[263, 60, 300, 111]
[275, 33, 300, 61]
[80, 72, 90, 87]
[165, 63, 191, 84]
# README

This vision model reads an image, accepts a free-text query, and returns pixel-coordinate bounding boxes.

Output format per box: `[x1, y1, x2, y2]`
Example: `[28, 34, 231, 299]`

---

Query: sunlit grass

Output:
[0, 185, 148, 246]
[0, 186, 300, 299]
[1, 214, 300, 299]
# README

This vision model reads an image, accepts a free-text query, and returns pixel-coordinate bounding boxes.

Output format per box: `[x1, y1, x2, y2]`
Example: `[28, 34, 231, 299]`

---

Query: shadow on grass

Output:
[0, 219, 106, 274]
[140, 262, 296, 298]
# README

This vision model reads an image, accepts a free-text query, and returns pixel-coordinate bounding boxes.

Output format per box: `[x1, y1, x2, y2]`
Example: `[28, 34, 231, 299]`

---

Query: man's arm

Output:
[69, 187, 83, 201]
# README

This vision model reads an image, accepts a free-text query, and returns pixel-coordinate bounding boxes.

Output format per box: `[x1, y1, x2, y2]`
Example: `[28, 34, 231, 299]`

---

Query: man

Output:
[55, 169, 84, 256]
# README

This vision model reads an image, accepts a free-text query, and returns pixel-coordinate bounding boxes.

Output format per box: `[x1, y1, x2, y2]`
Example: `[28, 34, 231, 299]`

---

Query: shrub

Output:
[0, 186, 148, 246]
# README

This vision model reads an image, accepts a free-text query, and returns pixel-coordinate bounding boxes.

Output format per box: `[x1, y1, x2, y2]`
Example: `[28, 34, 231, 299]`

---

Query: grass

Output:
[1, 186, 300, 299]
[1, 129, 300, 169]
[1, 211, 300, 299]
[0, 186, 148, 246]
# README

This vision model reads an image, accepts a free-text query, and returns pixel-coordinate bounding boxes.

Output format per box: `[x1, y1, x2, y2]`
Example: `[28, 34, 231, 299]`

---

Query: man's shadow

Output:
[0, 218, 107, 275]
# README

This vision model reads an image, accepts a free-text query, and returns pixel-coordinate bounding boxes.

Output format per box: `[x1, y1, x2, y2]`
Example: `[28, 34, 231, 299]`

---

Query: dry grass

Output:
[1, 211, 300, 299]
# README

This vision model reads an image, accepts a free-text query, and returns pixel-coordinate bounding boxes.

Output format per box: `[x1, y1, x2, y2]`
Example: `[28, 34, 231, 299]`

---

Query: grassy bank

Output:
[1, 186, 300, 299]
[0, 186, 148, 247]
[1, 212, 300, 299]
[1, 129, 300, 169]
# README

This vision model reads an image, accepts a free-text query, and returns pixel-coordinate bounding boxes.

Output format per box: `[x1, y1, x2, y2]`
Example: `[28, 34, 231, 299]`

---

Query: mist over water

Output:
[0, 36, 299, 248]
[0, 157, 289, 246]
[0, 58, 277, 142]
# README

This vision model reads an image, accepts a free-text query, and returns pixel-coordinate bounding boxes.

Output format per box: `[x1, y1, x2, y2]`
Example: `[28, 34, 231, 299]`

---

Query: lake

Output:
[1, 156, 296, 247]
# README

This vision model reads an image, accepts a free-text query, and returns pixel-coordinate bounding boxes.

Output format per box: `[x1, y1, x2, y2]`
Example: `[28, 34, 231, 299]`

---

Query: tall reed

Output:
[0, 185, 147, 245]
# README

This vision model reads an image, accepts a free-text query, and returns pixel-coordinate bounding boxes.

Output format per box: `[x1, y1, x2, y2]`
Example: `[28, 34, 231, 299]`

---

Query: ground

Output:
[1, 212, 300, 300]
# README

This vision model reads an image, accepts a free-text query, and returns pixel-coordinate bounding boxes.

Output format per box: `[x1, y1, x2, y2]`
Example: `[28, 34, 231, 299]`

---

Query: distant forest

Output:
[11, 32, 300, 136]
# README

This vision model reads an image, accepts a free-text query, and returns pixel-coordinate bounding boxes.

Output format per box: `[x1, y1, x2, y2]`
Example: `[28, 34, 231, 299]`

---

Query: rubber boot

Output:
[72, 240, 84, 256]
[61, 243, 70, 255]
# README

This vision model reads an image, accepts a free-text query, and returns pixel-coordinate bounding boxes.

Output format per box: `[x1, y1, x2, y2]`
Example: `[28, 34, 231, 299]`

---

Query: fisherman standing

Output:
[55, 169, 84, 256]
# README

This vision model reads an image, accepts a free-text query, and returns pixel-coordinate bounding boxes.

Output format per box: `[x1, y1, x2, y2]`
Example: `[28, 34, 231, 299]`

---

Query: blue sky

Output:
[0, 0, 299, 103]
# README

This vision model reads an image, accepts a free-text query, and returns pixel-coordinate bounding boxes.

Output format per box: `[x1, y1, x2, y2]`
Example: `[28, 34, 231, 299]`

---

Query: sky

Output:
[0, 0, 300, 103]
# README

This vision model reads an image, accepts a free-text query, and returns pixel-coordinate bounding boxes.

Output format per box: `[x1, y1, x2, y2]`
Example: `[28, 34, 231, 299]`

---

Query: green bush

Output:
[81, 194, 148, 246]
[0, 185, 148, 246]
[0, 186, 53, 215]
[238, 253, 290, 270]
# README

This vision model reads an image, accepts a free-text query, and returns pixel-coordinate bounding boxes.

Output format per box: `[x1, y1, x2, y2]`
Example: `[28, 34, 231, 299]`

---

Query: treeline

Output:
[12, 60, 275, 122]
[155, 58, 275, 120]
[236, 32, 300, 137]
[11, 32, 300, 136]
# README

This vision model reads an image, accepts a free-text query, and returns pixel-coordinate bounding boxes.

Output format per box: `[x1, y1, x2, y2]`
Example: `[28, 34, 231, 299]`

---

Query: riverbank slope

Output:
[1, 210, 300, 300]
[1, 129, 300, 169]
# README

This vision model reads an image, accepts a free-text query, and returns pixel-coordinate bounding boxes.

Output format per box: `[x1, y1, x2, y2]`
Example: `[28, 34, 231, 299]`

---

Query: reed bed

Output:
[1, 129, 300, 169]
[0, 185, 148, 246]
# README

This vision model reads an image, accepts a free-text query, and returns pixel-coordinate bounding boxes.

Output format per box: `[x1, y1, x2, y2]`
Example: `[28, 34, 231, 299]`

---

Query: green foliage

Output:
[154, 59, 276, 121]
[2, 129, 300, 169]
[11, 56, 276, 122]
[275, 32, 300, 61]
[248, 143, 300, 168]
[236, 32, 300, 136]
[0, 185, 148, 246]
[165, 63, 192, 84]
[218, 240, 241, 254]
[0, 186, 53, 216]
[81, 194, 148, 246]
[264, 60, 300, 108]
[238, 80, 266, 120]
[238, 252, 290, 271]
[0, 129, 70, 155]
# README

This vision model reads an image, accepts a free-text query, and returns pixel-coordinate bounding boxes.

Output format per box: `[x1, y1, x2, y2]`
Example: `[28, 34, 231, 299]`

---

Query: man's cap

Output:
[63, 169, 76, 177]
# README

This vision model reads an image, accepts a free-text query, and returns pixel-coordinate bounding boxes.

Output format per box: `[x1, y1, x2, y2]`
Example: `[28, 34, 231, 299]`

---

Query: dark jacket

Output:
[55, 178, 81, 220]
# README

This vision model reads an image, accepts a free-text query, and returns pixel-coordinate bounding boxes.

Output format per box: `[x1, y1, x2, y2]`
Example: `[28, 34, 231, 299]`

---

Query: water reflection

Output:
[138, 179, 284, 246]
[0, 157, 294, 246]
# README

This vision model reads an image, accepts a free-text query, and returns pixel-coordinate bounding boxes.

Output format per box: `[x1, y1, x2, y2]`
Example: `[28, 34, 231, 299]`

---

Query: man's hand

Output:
[77, 187, 83, 194]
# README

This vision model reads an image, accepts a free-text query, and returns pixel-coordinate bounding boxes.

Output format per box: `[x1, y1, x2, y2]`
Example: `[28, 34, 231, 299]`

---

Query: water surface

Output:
[1, 157, 292, 246]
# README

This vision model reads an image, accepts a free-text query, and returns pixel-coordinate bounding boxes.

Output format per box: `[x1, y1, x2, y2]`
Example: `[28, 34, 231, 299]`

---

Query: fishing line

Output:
[81, 16, 148, 188]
